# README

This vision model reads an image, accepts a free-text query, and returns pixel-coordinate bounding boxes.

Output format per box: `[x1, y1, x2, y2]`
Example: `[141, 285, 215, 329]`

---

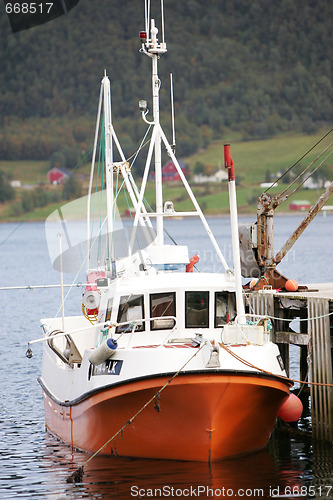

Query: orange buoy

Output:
[278, 393, 303, 422]
[285, 279, 298, 292]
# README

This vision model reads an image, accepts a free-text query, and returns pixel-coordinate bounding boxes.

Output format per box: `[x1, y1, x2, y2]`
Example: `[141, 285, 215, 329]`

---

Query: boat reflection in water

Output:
[42, 430, 316, 499]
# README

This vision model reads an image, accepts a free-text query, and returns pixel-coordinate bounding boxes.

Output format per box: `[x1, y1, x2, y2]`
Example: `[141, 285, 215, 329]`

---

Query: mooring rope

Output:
[219, 343, 333, 388]
[67, 341, 207, 483]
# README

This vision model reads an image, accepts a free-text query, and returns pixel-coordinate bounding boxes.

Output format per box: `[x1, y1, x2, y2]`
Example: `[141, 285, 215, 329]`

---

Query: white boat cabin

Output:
[97, 272, 237, 338]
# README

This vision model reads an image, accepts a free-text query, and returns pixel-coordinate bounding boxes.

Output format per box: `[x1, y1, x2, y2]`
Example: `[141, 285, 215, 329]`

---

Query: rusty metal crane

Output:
[239, 136, 333, 290]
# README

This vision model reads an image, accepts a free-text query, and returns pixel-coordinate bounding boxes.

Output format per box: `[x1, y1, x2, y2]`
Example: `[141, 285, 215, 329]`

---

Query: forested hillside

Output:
[0, 0, 331, 165]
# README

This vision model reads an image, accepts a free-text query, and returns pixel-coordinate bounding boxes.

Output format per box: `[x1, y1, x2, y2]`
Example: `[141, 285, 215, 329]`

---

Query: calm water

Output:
[1, 215, 333, 499]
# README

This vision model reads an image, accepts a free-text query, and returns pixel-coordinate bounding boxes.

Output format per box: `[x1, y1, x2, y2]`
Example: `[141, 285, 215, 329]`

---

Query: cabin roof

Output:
[114, 271, 236, 294]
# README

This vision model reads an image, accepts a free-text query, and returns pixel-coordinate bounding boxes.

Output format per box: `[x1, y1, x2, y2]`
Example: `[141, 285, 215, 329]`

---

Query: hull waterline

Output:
[41, 372, 289, 462]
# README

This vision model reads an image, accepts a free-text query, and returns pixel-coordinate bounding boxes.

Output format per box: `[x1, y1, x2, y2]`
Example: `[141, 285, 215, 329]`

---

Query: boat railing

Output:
[28, 315, 178, 359]
[114, 316, 178, 348]
[32, 313, 272, 357]
[235, 313, 272, 328]
[46, 329, 83, 368]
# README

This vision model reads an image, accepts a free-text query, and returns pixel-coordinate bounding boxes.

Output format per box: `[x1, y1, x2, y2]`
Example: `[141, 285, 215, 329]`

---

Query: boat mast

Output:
[87, 83, 103, 272]
[102, 73, 114, 259]
[152, 21, 163, 245]
[135, 1, 230, 273]
[140, 3, 167, 246]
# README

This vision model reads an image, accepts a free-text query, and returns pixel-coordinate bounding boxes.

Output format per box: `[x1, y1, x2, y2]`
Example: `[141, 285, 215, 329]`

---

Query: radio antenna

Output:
[170, 73, 176, 153]
[161, 0, 165, 44]
[144, 0, 150, 36]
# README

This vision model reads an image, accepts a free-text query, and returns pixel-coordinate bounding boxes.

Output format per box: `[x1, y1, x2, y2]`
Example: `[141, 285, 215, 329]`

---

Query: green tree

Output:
[63, 147, 81, 169]
[0, 170, 15, 203]
[50, 151, 66, 170]
[21, 191, 35, 212]
[194, 161, 205, 175]
[0, 0, 331, 155]
[265, 169, 271, 182]
[62, 175, 82, 201]
[33, 186, 48, 208]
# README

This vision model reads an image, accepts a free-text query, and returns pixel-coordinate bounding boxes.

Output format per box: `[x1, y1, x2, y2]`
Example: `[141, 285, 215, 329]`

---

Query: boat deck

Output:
[276, 282, 333, 300]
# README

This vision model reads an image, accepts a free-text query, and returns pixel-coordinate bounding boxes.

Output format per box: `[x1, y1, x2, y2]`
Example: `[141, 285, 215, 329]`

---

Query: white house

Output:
[10, 180, 21, 188]
[193, 169, 228, 184]
[303, 177, 330, 189]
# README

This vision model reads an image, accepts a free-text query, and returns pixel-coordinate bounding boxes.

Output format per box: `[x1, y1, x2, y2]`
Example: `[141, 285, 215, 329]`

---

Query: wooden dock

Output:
[245, 283, 333, 442]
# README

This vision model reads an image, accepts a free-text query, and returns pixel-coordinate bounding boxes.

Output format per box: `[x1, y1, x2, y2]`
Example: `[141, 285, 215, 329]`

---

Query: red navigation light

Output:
[140, 31, 147, 43]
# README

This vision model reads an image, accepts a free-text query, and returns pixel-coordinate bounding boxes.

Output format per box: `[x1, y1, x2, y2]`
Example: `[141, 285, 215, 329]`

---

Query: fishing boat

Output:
[35, 1, 291, 462]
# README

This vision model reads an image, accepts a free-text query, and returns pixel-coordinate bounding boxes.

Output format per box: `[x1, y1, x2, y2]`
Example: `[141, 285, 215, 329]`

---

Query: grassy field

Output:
[0, 128, 332, 221]
[185, 129, 332, 186]
[0, 160, 49, 184]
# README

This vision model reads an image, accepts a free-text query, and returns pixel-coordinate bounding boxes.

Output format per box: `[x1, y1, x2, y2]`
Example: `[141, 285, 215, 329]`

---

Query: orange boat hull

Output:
[41, 373, 289, 461]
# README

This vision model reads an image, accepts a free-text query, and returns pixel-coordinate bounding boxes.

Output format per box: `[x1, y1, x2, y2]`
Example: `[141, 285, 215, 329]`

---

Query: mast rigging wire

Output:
[272, 141, 333, 204]
[265, 128, 333, 193]
[272, 148, 333, 206]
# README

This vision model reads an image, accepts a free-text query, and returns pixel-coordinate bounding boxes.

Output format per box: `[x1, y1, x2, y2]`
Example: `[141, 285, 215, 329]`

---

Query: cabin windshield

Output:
[105, 298, 112, 322]
[215, 292, 236, 327]
[110, 289, 236, 334]
[116, 294, 145, 332]
[185, 291, 209, 328]
[150, 292, 176, 330]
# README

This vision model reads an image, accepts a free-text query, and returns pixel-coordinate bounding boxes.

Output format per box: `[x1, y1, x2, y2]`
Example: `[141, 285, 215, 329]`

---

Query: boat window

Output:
[116, 295, 145, 333]
[105, 298, 113, 322]
[185, 291, 209, 328]
[215, 292, 236, 327]
[150, 292, 176, 330]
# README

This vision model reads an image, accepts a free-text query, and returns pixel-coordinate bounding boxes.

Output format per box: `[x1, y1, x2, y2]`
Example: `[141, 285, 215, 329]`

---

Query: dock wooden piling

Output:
[308, 297, 333, 441]
[245, 285, 333, 442]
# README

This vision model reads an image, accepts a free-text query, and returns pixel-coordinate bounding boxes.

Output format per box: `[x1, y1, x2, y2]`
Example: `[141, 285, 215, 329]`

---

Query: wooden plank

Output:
[308, 297, 333, 442]
[275, 331, 309, 345]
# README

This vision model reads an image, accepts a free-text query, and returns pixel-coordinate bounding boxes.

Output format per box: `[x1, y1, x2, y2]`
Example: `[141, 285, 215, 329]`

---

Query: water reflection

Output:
[41, 437, 279, 499]
[9, 430, 305, 499]
[17, 425, 327, 500]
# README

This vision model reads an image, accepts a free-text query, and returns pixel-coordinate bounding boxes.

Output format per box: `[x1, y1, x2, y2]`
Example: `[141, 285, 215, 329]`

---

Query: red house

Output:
[48, 168, 70, 185]
[289, 200, 311, 211]
[150, 160, 189, 182]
